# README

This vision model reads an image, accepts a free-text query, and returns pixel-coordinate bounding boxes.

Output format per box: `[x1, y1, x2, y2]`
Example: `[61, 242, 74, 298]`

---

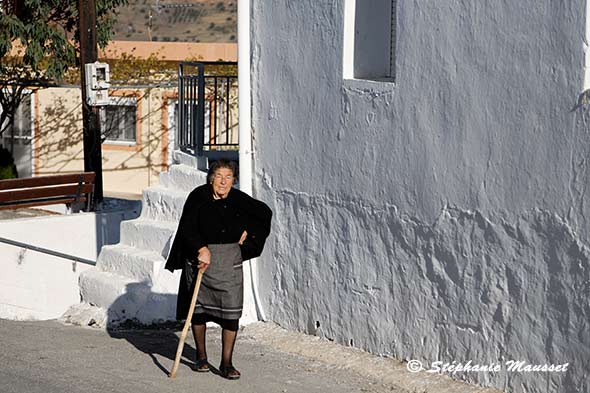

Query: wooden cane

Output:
[169, 268, 204, 378]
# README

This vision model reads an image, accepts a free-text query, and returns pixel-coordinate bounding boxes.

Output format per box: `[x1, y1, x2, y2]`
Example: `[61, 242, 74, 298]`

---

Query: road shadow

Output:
[104, 282, 196, 376]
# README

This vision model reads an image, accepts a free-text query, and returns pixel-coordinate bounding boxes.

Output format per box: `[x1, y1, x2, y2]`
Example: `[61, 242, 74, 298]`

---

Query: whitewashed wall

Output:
[0, 208, 139, 320]
[251, 1, 590, 392]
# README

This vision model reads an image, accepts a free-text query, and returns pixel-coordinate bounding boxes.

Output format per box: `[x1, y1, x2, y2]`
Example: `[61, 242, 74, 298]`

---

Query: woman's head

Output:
[208, 159, 238, 199]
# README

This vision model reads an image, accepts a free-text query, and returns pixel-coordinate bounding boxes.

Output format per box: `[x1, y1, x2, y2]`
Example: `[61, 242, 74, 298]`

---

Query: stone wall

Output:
[250, 1, 590, 392]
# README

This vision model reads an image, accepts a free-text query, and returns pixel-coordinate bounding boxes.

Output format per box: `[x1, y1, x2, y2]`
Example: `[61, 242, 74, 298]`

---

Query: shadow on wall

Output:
[36, 92, 171, 177]
[104, 282, 187, 375]
[93, 199, 142, 256]
[36, 97, 85, 171]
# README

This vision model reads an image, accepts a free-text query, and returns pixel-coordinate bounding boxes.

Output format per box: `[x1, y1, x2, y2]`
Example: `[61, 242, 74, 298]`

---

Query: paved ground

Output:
[0, 197, 141, 221]
[0, 208, 60, 220]
[0, 319, 498, 393]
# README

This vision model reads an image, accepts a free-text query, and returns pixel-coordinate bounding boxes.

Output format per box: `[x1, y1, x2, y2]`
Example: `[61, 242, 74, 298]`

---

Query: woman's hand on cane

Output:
[197, 246, 211, 271]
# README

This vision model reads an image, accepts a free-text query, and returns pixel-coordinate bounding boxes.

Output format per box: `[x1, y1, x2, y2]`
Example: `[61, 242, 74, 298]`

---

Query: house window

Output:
[343, 0, 397, 82]
[0, 91, 32, 146]
[100, 97, 137, 144]
[0, 91, 34, 177]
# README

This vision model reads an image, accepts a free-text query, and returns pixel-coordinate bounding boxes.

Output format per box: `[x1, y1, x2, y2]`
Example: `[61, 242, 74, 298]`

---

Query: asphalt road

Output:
[0, 319, 401, 393]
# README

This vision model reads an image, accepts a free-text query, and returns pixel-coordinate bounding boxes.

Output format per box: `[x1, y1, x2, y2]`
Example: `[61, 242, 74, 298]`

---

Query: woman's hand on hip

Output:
[197, 246, 211, 271]
[239, 230, 248, 245]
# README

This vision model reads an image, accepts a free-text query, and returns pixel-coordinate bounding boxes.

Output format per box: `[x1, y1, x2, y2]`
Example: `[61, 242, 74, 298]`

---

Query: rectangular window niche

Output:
[343, 0, 397, 83]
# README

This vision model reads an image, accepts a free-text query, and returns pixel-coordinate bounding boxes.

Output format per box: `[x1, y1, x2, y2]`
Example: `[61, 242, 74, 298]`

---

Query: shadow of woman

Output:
[105, 282, 197, 376]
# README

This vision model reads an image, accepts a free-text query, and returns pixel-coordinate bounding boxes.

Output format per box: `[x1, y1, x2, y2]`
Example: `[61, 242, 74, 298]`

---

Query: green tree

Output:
[0, 0, 128, 146]
[0, 144, 18, 179]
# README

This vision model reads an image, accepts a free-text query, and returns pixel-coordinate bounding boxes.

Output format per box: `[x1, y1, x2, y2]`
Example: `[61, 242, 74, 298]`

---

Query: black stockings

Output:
[221, 328, 238, 367]
[191, 324, 207, 361]
[191, 323, 238, 366]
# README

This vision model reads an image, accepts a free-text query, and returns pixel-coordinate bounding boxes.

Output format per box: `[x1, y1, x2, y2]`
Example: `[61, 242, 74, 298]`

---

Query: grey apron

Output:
[185, 243, 243, 320]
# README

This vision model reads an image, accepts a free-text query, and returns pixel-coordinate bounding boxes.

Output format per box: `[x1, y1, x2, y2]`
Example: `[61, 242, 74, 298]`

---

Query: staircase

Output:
[61, 163, 208, 327]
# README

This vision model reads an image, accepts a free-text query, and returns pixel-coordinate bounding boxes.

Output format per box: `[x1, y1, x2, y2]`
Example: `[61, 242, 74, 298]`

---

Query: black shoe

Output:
[219, 364, 240, 380]
[194, 358, 210, 372]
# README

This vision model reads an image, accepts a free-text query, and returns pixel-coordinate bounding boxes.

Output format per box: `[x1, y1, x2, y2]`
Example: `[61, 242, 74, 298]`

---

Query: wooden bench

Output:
[0, 172, 96, 212]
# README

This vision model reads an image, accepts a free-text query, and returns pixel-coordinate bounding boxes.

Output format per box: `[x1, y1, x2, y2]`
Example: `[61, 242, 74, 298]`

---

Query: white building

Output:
[250, 1, 590, 392]
[18, 2, 587, 392]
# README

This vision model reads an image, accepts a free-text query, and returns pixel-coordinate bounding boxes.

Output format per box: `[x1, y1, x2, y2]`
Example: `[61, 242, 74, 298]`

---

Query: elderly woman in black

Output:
[165, 159, 272, 379]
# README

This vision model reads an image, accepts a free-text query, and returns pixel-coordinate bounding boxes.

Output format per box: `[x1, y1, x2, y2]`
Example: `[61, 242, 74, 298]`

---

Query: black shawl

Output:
[164, 183, 272, 320]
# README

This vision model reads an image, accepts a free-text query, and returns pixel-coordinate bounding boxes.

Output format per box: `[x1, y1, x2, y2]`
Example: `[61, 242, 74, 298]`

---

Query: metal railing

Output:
[0, 236, 96, 266]
[177, 62, 239, 161]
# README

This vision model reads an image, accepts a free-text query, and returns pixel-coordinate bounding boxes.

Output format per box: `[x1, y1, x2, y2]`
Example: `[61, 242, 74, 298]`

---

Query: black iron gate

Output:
[177, 62, 239, 161]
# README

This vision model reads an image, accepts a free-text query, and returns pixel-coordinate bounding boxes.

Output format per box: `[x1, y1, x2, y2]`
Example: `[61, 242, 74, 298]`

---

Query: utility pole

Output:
[78, 0, 104, 209]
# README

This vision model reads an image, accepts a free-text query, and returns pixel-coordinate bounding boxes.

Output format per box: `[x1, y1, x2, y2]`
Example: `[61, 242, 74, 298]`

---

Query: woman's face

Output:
[212, 167, 234, 199]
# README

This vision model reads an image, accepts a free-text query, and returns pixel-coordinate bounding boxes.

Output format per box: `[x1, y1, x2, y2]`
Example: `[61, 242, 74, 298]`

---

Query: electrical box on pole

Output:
[84, 62, 110, 106]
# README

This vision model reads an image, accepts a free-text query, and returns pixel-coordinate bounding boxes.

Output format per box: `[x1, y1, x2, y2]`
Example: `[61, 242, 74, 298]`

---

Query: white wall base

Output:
[0, 207, 139, 321]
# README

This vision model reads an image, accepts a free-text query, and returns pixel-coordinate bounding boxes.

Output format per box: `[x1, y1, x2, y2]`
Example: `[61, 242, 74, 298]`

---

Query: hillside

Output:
[112, 0, 237, 43]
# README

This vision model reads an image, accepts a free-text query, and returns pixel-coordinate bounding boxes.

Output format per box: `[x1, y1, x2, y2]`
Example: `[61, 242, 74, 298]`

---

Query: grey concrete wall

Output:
[250, 1, 590, 392]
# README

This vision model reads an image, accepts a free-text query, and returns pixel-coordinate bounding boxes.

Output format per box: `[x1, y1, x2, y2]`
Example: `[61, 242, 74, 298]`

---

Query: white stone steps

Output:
[96, 244, 165, 283]
[159, 163, 208, 192]
[79, 269, 134, 310]
[78, 268, 179, 325]
[119, 219, 177, 258]
[63, 162, 211, 327]
[158, 171, 170, 188]
[140, 186, 189, 222]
